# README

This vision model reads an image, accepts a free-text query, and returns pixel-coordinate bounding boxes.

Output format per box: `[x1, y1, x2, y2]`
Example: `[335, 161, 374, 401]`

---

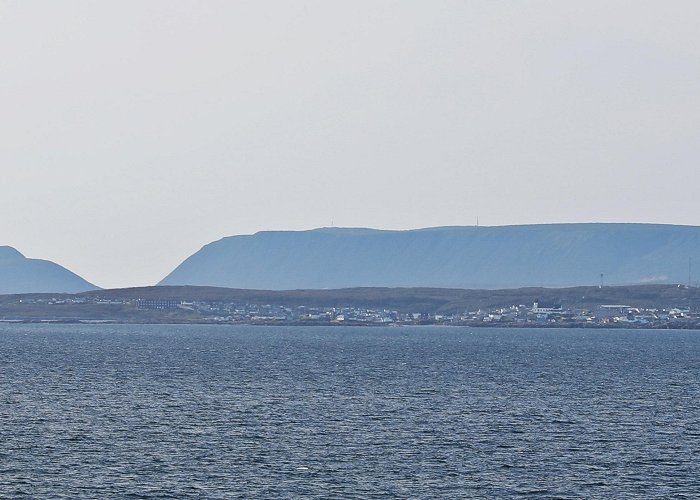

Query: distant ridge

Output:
[159, 223, 700, 290]
[0, 246, 98, 294]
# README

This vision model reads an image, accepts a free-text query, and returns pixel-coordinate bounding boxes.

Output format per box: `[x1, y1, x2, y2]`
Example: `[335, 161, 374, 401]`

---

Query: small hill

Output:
[159, 224, 700, 290]
[78, 284, 700, 314]
[0, 246, 98, 294]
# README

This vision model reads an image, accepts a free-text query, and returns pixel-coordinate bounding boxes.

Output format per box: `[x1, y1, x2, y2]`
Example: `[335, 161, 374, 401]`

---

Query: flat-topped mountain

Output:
[0, 246, 98, 294]
[159, 224, 700, 290]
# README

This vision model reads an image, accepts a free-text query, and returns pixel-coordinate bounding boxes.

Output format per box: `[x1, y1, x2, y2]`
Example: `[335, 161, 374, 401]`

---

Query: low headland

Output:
[1, 284, 699, 329]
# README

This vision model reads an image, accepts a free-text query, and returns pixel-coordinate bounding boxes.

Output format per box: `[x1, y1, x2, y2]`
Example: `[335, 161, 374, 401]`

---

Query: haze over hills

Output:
[159, 224, 700, 290]
[0, 246, 98, 294]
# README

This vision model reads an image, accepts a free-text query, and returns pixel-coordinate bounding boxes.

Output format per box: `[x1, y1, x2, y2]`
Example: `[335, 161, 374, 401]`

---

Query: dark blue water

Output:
[1, 325, 699, 498]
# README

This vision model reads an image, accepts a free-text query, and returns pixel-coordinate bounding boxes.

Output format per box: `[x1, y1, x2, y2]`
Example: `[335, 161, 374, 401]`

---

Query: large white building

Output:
[532, 301, 563, 315]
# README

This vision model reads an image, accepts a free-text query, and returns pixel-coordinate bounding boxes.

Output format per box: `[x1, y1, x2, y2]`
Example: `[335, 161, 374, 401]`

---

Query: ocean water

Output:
[1, 325, 699, 498]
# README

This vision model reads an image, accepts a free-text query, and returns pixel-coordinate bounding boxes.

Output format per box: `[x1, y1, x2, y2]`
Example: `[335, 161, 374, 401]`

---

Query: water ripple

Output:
[1, 325, 699, 498]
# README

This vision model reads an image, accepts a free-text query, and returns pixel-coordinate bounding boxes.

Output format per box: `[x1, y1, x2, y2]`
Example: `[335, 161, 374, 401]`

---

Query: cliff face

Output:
[0, 246, 98, 294]
[159, 224, 700, 290]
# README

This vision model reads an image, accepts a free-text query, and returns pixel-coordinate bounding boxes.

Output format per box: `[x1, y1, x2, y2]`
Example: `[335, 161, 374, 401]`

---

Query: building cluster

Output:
[143, 298, 700, 328]
[10, 296, 700, 328]
[167, 302, 410, 324]
[452, 302, 699, 328]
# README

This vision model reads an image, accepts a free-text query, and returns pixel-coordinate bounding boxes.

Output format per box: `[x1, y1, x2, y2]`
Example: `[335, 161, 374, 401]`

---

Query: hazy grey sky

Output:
[2, 1, 699, 289]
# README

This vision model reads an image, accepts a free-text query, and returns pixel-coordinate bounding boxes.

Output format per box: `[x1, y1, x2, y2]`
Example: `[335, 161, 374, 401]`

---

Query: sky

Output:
[1, 1, 699, 289]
